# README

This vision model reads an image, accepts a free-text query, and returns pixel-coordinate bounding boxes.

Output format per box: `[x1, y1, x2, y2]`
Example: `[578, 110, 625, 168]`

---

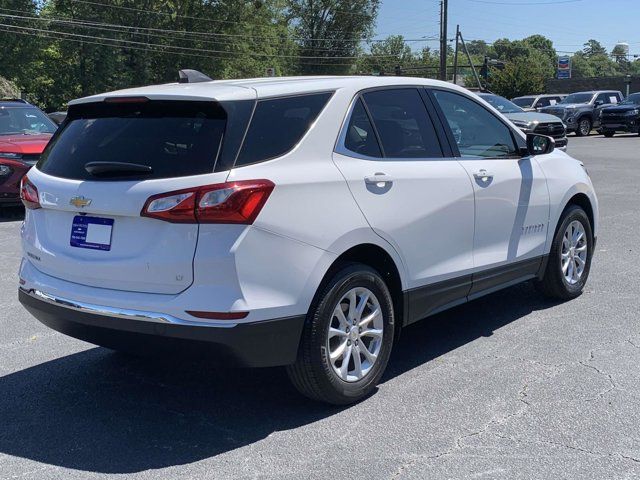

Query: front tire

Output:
[536, 205, 593, 300]
[575, 117, 592, 136]
[287, 264, 395, 405]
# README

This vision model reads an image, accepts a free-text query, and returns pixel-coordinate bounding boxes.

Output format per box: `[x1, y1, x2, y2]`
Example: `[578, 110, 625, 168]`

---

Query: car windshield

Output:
[479, 94, 524, 114]
[620, 93, 640, 105]
[512, 97, 535, 108]
[0, 106, 58, 135]
[560, 93, 594, 105]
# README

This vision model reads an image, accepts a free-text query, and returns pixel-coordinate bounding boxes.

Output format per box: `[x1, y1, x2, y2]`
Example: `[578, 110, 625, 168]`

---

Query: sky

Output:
[374, 0, 639, 56]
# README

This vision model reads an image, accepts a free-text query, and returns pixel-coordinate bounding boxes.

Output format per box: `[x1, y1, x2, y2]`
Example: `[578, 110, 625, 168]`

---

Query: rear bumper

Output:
[19, 288, 305, 368]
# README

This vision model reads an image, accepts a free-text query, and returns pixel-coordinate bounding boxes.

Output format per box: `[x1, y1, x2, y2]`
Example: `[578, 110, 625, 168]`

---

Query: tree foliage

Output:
[0, 1, 637, 110]
[287, 0, 379, 75]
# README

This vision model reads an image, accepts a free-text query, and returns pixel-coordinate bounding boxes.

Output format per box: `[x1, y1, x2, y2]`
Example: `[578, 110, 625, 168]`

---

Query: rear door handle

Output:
[473, 169, 494, 180]
[364, 173, 394, 185]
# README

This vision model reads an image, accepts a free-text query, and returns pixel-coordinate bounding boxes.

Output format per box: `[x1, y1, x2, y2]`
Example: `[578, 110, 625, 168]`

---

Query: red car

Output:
[0, 99, 57, 207]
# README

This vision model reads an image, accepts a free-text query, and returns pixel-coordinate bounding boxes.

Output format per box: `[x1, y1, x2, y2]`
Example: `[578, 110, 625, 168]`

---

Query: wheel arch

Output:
[550, 189, 597, 248]
[311, 242, 406, 337]
[565, 193, 594, 231]
[577, 111, 594, 122]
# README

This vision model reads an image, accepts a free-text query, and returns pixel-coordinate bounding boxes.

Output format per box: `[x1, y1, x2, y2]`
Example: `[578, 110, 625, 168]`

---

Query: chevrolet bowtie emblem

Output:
[69, 196, 92, 208]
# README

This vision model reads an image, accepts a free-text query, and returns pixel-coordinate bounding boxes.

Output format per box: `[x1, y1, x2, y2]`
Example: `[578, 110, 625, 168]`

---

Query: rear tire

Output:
[536, 205, 593, 300]
[287, 264, 395, 405]
[603, 131, 615, 138]
[575, 117, 592, 137]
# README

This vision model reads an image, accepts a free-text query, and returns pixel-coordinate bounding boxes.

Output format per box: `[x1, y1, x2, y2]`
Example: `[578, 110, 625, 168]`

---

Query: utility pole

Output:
[439, 0, 448, 81]
[459, 31, 482, 90]
[452, 25, 460, 85]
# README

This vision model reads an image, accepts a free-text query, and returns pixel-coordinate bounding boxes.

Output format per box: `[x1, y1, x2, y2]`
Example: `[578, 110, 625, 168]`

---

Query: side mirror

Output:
[594, 100, 604, 107]
[526, 133, 555, 156]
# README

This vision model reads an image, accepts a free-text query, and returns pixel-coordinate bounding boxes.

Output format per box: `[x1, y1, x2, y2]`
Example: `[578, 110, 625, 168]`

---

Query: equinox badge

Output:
[69, 196, 92, 208]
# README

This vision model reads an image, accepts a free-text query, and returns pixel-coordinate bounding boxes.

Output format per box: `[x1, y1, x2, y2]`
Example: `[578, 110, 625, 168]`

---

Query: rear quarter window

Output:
[38, 100, 228, 181]
[234, 92, 333, 167]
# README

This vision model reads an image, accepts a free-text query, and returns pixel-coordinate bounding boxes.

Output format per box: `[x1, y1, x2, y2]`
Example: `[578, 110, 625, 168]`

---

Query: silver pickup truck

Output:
[478, 93, 568, 150]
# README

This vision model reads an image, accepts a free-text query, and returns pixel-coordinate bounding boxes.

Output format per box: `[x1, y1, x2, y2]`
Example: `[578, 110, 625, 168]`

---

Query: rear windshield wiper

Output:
[84, 161, 153, 177]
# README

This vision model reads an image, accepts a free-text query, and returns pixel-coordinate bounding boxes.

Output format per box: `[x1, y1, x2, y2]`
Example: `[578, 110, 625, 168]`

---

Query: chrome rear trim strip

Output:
[19, 287, 237, 328]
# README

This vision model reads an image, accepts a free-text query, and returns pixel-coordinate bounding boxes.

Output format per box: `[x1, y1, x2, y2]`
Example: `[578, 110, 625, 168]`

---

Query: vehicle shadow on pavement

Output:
[0, 283, 558, 474]
[0, 206, 24, 223]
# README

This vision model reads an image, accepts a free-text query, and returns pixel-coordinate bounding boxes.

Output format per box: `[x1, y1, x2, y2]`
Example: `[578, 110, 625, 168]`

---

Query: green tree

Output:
[287, 0, 380, 75]
[0, 76, 20, 97]
[488, 51, 550, 98]
[570, 52, 596, 78]
[0, 0, 41, 86]
[466, 39, 490, 57]
[582, 39, 607, 58]
[611, 44, 630, 72]
[356, 35, 414, 75]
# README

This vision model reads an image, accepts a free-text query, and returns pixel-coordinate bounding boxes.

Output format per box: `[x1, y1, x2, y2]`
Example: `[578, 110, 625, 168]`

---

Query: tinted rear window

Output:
[38, 101, 226, 180]
[363, 88, 443, 158]
[344, 98, 382, 158]
[235, 92, 333, 167]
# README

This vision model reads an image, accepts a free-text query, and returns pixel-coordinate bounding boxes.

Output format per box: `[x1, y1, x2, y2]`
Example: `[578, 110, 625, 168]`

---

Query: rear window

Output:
[235, 92, 333, 167]
[38, 100, 227, 180]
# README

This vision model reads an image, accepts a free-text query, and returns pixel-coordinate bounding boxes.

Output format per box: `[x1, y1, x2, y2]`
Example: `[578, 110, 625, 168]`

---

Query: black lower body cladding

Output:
[19, 288, 305, 368]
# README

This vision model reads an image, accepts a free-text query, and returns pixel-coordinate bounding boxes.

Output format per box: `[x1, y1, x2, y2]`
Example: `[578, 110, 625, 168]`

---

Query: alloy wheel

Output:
[579, 119, 591, 136]
[561, 220, 588, 285]
[327, 287, 384, 382]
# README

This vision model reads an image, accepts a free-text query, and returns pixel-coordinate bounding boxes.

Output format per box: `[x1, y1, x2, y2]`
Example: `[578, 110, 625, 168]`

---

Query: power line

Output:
[468, 0, 584, 4]
[0, 6, 438, 46]
[0, 26, 359, 66]
[0, 12, 350, 54]
[0, 22, 410, 62]
[67, 0, 381, 34]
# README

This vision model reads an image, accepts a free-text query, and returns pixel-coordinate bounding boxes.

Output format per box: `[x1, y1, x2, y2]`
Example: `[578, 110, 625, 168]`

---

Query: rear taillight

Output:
[141, 180, 275, 224]
[20, 175, 41, 210]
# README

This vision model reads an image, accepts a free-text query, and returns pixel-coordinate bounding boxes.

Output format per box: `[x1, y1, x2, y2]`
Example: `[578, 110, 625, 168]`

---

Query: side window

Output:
[596, 93, 612, 105]
[362, 88, 443, 158]
[236, 92, 332, 167]
[432, 89, 519, 159]
[537, 97, 551, 108]
[344, 98, 382, 158]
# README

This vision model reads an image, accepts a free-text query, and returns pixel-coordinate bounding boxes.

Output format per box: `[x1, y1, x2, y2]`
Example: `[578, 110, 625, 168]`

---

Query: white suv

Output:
[18, 74, 598, 404]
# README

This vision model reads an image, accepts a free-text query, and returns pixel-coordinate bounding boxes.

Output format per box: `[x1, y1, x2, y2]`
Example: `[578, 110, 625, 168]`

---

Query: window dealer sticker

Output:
[70, 216, 114, 251]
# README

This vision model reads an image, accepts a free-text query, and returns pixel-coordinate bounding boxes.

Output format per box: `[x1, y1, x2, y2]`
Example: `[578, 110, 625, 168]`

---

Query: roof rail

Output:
[178, 69, 213, 84]
[0, 98, 29, 104]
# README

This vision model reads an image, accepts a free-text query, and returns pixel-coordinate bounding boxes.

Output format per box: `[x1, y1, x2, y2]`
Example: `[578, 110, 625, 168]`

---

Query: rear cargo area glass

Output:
[38, 101, 227, 180]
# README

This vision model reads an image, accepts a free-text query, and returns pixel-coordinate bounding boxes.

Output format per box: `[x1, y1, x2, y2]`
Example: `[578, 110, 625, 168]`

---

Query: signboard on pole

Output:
[557, 56, 571, 79]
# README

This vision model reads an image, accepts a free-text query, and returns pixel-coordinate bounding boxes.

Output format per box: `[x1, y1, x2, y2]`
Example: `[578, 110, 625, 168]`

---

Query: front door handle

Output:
[364, 173, 394, 185]
[473, 169, 494, 181]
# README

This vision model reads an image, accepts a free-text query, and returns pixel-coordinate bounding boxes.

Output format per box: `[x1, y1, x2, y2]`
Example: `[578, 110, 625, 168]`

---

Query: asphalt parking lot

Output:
[1, 133, 639, 479]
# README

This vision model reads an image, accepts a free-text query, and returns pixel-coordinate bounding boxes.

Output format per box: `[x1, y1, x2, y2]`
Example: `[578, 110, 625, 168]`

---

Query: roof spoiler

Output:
[178, 69, 213, 84]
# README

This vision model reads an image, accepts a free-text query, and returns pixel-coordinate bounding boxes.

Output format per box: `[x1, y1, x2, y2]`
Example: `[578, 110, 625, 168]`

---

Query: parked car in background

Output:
[18, 74, 598, 404]
[540, 90, 623, 136]
[478, 93, 568, 150]
[598, 92, 640, 137]
[512, 94, 567, 112]
[0, 99, 57, 207]
[47, 111, 67, 125]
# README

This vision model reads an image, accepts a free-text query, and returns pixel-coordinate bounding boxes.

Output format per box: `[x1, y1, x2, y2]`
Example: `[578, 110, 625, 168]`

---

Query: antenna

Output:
[178, 69, 213, 84]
